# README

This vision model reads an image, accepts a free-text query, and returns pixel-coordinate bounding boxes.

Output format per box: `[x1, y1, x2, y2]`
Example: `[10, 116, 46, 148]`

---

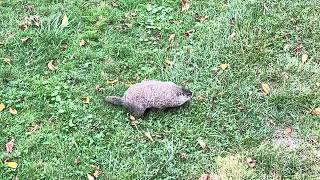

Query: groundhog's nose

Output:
[186, 91, 192, 97]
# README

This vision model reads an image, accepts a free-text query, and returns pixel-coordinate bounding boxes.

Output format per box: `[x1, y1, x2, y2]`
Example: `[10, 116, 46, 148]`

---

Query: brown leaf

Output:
[199, 172, 216, 180]
[9, 107, 17, 115]
[301, 54, 308, 64]
[196, 16, 209, 22]
[3, 58, 11, 65]
[283, 127, 293, 136]
[30, 122, 40, 132]
[0, 103, 5, 112]
[111, 0, 119, 7]
[21, 37, 31, 44]
[82, 96, 90, 104]
[198, 140, 207, 149]
[179, 152, 188, 160]
[0, 42, 4, 48]
[47, 60, 58, 71]
[168, 33, 176, 43]
[295, 43, 303, 55]
[261, 83, 271, 96]
[144, 132, 154, 141]
[20, 15, 41, 30]
[246, 157, 257, 168]
[229, 17, 236, 26]
[87, 174, 95, 180]
[6, 139, 15, 154]
[129, 115, 139, 127]
[80, 39, 86, 47]
[74, 157, 81, 165]
[61, 14, 69, 28]
[93, 169, 101, 178]
[181, 0, 190, 11]
[184, 29, 194, 37]
[311, 107, 320, 116]
[95, 84, 104, 92]
[155, 32, 161, 41]
[220, 63, 230, 70]
[165, 59, 174, 66]
[107, 79, 118, 85]
[24, 5, 34, 12]
[230, 32, 236, 39]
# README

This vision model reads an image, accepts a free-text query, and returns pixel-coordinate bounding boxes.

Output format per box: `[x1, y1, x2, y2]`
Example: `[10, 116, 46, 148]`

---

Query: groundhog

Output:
[105, 80, 192, 117]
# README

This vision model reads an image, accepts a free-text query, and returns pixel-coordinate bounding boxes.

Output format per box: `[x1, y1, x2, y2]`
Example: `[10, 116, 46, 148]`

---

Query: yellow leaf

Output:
[0, 103, 5, 112]
[144, 132, 154, 141]
[80, 39, 86, 47]
[311, 107, 320, 116]
[230, 32, 236, 39]
[9, 107, 17, 115]
[48, 60, 58, 71]
[165, 59, 174, 66]
[6, 162, 18, 169]
[301, 54, 308, 64]
[107, 79, 118, 84]
[198, 139, 207, 149]
[87, 174, 94, 180]
[220, 63, 230, 70]
[181, 0, 190, 11]
[261, 83, 271, 96]
[168, 33, 176, 43]
[61, 14, 69, 27]
[82, 96, 90, 104]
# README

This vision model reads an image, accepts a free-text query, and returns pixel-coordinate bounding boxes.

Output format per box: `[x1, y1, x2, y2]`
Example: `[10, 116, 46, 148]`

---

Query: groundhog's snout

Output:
[183, 88, 193, 97]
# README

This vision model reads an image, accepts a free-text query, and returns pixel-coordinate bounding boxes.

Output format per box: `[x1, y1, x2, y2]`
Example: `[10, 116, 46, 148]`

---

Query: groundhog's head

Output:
[175, 87, 193, 106]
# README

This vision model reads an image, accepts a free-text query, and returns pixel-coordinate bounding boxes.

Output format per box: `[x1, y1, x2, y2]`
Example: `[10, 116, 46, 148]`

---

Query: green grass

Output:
[1, 0, 319, 179]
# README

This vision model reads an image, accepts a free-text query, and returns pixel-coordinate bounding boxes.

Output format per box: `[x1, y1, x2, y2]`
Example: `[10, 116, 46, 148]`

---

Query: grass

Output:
[0, 0, 319, 179]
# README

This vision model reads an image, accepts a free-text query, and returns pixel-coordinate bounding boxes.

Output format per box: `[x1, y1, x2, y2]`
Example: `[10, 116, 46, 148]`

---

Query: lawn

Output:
[0, 0, 319, 179]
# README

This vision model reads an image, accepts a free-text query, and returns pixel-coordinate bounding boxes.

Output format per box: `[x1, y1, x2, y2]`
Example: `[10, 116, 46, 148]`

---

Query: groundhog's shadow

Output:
[143, 102, 192, 118]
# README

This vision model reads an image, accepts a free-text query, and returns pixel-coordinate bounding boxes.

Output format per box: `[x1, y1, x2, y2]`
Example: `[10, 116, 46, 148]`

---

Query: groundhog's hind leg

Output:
[129, 104, 146, 118]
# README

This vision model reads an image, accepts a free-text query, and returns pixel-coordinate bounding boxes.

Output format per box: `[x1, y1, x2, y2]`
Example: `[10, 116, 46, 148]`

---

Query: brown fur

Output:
[105, 80, 192, 117]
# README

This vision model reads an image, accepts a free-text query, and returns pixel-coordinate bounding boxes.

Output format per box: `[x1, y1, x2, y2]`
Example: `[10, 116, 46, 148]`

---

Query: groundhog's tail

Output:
[104, 96, 125, 106]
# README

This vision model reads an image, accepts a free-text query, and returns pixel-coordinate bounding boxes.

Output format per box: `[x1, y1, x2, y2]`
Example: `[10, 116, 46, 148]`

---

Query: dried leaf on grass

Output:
[0, 103, 5, 112]
[48, 60, 58, 71]
[144, 132, 154, 141]
[261, 83, 271, 96]
[9, 107, 17, 115]
[6, 139, 15, 153]
[181, 0, 190, 11]
[61, 14, 69, 27]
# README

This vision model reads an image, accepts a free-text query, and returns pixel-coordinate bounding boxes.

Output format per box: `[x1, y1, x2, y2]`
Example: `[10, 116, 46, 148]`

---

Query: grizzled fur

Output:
[105, 80, 192, 117]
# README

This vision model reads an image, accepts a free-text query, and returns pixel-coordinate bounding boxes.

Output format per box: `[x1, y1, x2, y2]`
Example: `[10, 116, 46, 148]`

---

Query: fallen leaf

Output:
[230, 32, 236, 39]
[246, 157, 257, 168]
[179, 152, 188, 160]
[95, 84, 104, 92]
[24, 4, 34, 12]
[301, 54, 308, 64]
[169, 33, 176, 43]
[9, 107, 17, 115]
[165, 59, 174, 66]
[144, 132, 154, 141]
[80, 39, 86, 47]
[61, 14, 69, 27]
[129, 115, 139, 127]
[107, 79, 118, 85]
[21, 37, 31, 44]
[198, 140, 207, 149]
[93, 169, 101, 178]
[199, 172, 216, 180]
[184, 29, 194, 37]
[30, 122, 40, 132]
[3, 58, 11, 64]
[82, 96, 90, 104]
[74, 157, 81, 165]
[155, 32, 161, 41]
[0, 42, 4, 48]
[220, 63, 230, 70]
[125, 23, 133, 28]
[6, 139, 15, 153]
[47, 60, 58, 71]
[111, 0, 119, 7]
[283, 127, 293, 136]
[87, 174, 95, 180]
[311, 107, 320, 116]
[19, 15, 40, 30]
[181, 0, 190, 11]
[196, 15, 209, 22]
[0, 103, 5, 112]
[6, 162, 18, 169]
[295, 43, 303, 55]
[261, 83, 271, 96]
